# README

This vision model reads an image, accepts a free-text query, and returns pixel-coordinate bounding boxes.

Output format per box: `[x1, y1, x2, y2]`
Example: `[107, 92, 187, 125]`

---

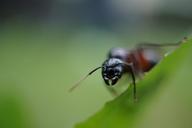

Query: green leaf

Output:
[75, 38, 192, 128]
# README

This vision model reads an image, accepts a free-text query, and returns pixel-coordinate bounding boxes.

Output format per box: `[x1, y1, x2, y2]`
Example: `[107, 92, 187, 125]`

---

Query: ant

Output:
[69, 37, 187, 101]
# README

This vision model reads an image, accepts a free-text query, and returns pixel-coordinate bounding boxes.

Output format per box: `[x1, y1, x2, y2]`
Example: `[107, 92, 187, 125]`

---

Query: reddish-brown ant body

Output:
[69, 38, 186, 100]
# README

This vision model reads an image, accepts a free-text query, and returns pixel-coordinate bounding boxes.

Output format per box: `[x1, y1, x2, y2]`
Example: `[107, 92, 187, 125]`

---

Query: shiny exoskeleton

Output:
[102, 46, 163, 100]
[102, 47, 162, 86]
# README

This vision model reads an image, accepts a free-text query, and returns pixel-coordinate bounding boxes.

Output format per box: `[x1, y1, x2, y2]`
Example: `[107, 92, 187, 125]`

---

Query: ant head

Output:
[102, 58, 124, 86]
[69, 58, 128, 92]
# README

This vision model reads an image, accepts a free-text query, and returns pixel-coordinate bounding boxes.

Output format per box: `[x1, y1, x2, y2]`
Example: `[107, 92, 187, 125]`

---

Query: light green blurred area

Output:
[0, 24, 190, 128]
[0, 26, 121, 128]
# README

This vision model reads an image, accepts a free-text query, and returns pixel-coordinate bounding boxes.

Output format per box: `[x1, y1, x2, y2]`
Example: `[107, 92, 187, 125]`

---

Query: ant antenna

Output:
[68, 66, 102, 92]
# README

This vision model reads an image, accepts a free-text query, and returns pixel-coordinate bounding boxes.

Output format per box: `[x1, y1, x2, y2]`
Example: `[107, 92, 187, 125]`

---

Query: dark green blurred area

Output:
[0, 0, 192, 128]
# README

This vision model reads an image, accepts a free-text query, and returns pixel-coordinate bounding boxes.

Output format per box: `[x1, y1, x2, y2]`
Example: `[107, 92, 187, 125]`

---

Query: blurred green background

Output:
[0, 0, 192, 128]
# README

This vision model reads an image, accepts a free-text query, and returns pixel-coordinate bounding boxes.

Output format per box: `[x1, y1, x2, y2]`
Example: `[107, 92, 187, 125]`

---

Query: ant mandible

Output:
[69, 38, 187, 101]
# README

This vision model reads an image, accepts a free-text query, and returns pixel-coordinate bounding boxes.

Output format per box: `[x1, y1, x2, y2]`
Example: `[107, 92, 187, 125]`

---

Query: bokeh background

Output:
[0, 0, 192, 128]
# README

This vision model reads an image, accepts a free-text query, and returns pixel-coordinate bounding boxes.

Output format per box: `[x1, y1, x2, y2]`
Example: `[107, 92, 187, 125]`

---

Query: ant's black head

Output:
[102, 58, 124, 86]
[69, 58, 128, 92]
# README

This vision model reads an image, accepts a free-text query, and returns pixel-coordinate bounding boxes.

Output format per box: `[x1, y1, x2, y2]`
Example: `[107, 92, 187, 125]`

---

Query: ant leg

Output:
[123, 62, 137, 101]
[129, 64, 137, 102]
[136, 37, 187, 49]
[131, 66, 137, 101]
[137, 43, 179, 48]
[135, 38, 187, 59]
